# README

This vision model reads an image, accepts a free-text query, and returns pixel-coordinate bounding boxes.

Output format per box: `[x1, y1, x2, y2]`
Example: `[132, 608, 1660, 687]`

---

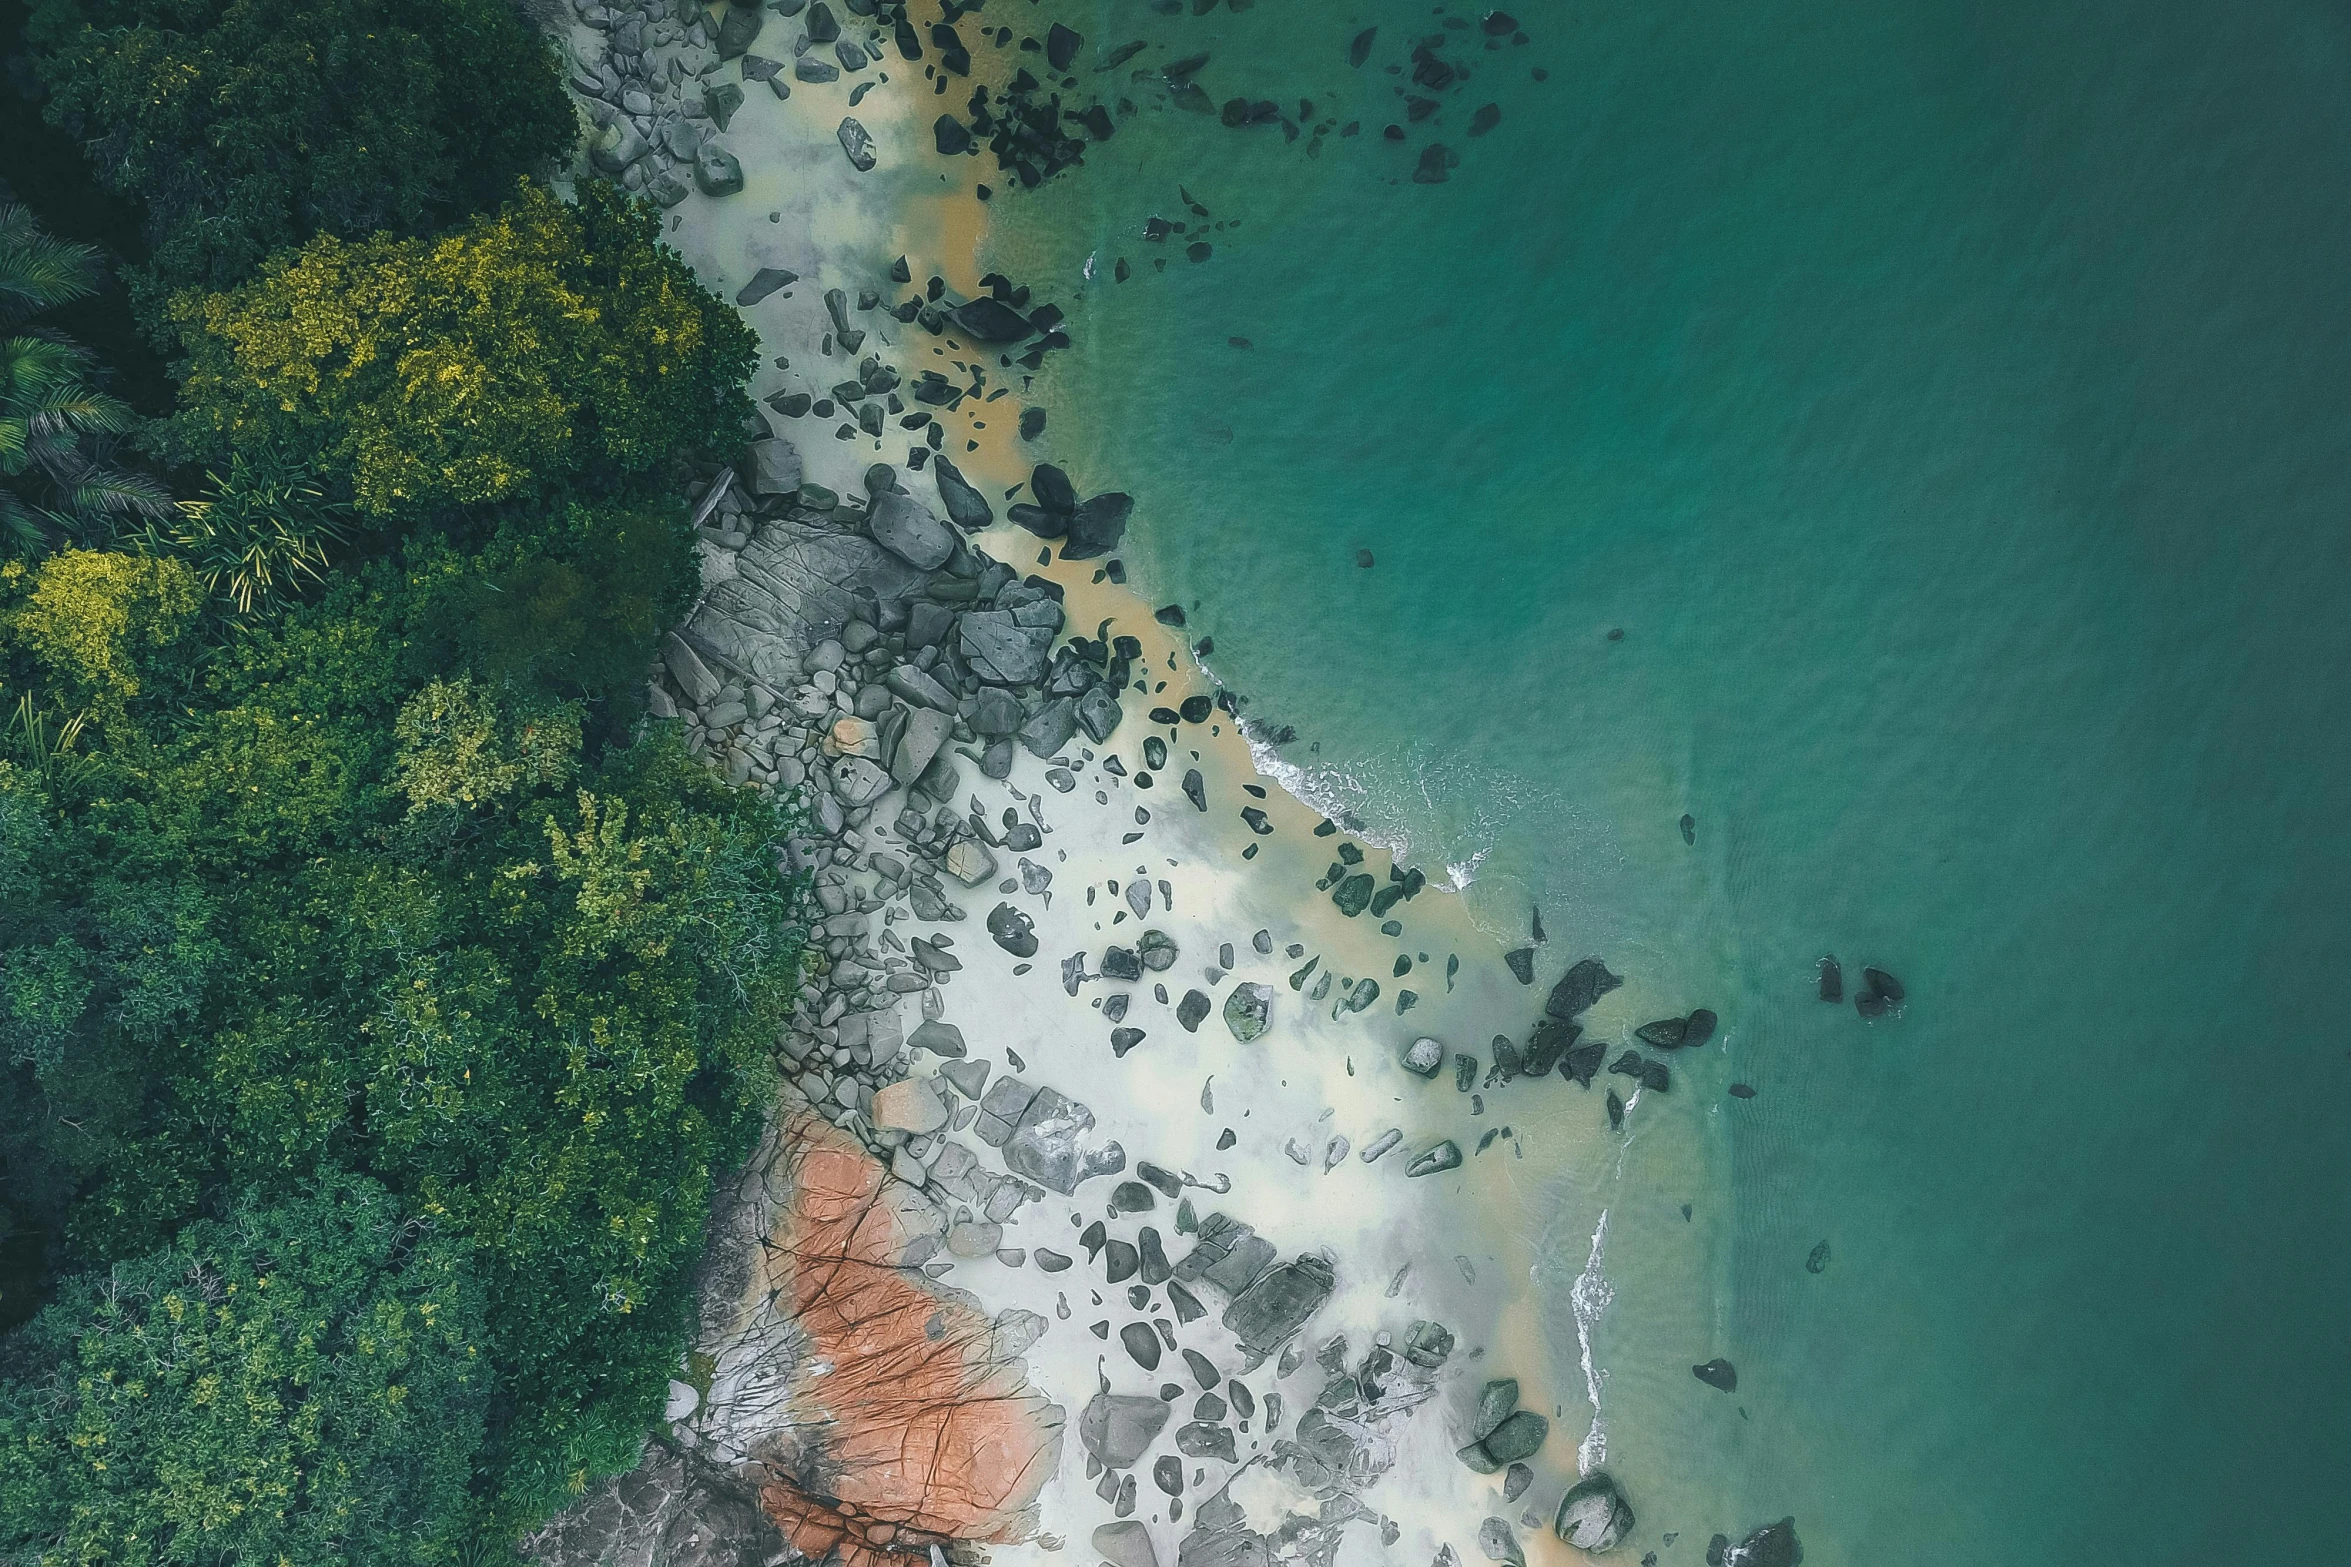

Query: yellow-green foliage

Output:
[168, 183, 758, 518]
[393, 677, 581, 814]
[4, 549, 198, 709]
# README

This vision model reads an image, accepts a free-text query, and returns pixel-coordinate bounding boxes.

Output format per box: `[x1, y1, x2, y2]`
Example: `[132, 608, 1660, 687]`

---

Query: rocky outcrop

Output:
[533, 1115, 1063, 1567]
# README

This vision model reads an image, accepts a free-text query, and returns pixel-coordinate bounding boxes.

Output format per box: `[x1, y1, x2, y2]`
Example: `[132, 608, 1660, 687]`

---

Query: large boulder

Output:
[1079, 1393, 1170, 1468]
[959, 610, 1055, 684]
[931, 456, 994, 530]
[890, 706, 953, 784]
[694, 141, 745, 196]
[1545, 957, 1623, 1019]
[1554, 1473, 1635, 1554]
[1018, 696, 1078, 759]
[1222, 983, 1273, 1042]
[837, 116, 877, 171]
[952, 296, 1036, 341]
[1076, 682, 1123, 743]
[1222, 1253, 1333, 1353]
[588, 119, 649, 173]
[1094, 1520, 1159, 1567]
[1061, 491, 1133, 559]
[713, 0, 762, 57]
[742, 437, 802, 495]
[868, 491, 955, 568]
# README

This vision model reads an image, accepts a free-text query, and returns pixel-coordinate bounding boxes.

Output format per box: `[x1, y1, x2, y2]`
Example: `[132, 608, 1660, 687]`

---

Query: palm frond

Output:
[66, 464, 173, 520]
[0, 205, 106, 327]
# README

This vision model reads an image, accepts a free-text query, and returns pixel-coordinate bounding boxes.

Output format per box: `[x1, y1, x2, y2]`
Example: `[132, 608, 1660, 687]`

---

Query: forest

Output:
[0, 0, 805, 1557]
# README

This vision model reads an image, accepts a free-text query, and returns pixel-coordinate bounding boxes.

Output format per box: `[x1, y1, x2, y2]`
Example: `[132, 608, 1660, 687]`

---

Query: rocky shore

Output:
[524, 2, 1809, 1564]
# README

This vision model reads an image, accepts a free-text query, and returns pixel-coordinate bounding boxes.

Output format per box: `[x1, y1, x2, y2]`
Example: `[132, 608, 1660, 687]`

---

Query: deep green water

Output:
[984, 0, 2351, 1558]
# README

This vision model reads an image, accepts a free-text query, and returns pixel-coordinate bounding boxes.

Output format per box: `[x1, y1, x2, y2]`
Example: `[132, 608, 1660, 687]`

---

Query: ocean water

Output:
[981, 0, 2351, 1559]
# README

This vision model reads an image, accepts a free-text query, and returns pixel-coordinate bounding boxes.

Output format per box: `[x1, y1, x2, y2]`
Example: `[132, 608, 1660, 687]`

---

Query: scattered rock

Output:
[1407, 1141, 1461, 1178]
[1222, 983, 1273, 1042]
[988, 903, 1039, 957]
[837, 117, 877, 171]
[1177, 989, 1211, 1031]
[1402, 1037, 1445, 1077]
[1080, 1392, 1171, 1467]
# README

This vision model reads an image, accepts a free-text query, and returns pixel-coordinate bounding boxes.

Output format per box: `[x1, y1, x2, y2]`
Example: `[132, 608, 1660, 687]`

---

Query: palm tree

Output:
[0, 201, 170, 555]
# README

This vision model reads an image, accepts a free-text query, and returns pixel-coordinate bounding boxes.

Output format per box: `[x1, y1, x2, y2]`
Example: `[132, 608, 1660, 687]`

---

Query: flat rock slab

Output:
[868, 491, 955, 569]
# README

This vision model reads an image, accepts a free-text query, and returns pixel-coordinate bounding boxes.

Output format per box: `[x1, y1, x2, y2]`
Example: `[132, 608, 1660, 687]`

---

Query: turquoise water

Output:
[986, 0, 2351, 1558]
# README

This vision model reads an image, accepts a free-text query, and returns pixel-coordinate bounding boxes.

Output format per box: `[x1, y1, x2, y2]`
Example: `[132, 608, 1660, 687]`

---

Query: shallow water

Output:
[978, 0, 2351, 1557]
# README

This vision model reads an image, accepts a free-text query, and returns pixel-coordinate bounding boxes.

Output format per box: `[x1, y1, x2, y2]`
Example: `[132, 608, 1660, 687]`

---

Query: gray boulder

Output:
[1076, 682, 1123, 743]
[1546, 957, 1623, 1019]
[959, 610, 1054, 684]
[867, 491, 954, 568]
[837, 116, 877, 171]
[909, 1020, 966, 1058]
[890, 706, 952, 784]
[1222, 983, 1273, 1042]
[1554, 1473, 1635, 1554]
[1003, 1084, 1122, 1194]
[1094, 1521, 1159, 1567]
[743, 437, 802, 495]
[1061, 492, 1133, 559]
[987, 903, 1037, 957]
[829, 756, 890, 806]
[694, 141, 745, 196]
[588, 119, 649, 173]
[931, 456, 994, 530]
[713, 1, 762, 56]
[1222, 1253, 1334, 1354]
[1079, 1392, 1170, 1468]
[1017, 696, 1078, 759]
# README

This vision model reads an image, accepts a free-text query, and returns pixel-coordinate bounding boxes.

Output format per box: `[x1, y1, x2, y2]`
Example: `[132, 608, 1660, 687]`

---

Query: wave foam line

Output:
[1570, 1207, 1614, 1474]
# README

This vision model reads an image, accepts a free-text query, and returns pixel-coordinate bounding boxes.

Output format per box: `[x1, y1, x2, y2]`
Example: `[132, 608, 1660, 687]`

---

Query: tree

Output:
[26, 0, 576, 306]
[166, 182, 759, 520]
[0, 203, 169, 555]
[0, 1173, 488, 1567]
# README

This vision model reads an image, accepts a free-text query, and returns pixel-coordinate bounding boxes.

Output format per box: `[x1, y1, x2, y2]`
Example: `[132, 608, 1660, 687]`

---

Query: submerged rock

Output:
[1693, 1358, 1737, 1392]
[1817, 955, 1842, 1002]
[1718, 1518, 1803, 1567]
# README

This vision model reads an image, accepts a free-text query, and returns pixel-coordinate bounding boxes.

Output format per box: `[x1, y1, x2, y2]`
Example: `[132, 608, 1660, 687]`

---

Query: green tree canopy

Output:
[165, 183, 759, 520]
[27, 0, 577, 306]
[2, 525, 799, 1529]
[0, 1173, 487, 1567]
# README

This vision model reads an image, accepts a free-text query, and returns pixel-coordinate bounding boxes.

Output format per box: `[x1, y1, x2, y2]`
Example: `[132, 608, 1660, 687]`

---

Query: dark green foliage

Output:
[0, 1173, 489, 1567]
[3, 0, 786, 1545]
[27, 0, 577, 308]
[0, 202, 170, 554]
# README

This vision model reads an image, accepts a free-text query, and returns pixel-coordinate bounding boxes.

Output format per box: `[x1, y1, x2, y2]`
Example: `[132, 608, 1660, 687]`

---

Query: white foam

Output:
[1571, 1207, 1615, 1474]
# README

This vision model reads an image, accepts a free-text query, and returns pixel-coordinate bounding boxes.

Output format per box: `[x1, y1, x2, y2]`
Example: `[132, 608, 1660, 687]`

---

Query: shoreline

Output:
[530, 6, 1734, 1564]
